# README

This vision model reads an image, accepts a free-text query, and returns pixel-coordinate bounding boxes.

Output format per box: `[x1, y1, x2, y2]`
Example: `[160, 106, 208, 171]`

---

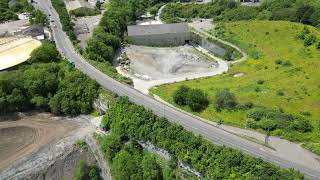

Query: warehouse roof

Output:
[127, 23, 190, 36]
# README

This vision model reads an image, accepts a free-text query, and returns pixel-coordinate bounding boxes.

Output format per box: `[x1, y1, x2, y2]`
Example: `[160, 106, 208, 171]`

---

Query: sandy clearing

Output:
[0, 115, 80, 171]
[0, 37, 41, 70]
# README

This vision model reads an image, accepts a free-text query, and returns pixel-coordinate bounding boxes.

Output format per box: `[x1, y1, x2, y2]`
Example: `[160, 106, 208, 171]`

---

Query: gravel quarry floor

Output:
[124, 45, 217, 80]
[117, 45, 227, 94]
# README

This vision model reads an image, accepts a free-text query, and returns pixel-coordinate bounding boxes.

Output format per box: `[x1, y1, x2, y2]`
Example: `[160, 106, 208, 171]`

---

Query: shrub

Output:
[173, 85, 190, 106]
[214, 89, 237, 111]
[70, 7, 100, 17]
[304, 34, 317, 46]
[275, 59, 282, 65]
[258, 119, 278, 131]
[186, 88, 209, 112]
[282, 60, 292, 66]
[257, 80, 265, 84]
[276, 89, 285, 96]
[289, 118, 313, 133]
[316, 41, 320, 49]
[73, 160, 87, 180]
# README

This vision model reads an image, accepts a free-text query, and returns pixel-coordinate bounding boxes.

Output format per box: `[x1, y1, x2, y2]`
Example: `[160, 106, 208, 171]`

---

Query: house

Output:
[127, 23, 191, 46]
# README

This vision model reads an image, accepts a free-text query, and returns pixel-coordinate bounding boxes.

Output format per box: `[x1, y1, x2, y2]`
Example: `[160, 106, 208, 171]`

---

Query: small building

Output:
[127, 23, 191, 46]
[21, 24, 45, 40]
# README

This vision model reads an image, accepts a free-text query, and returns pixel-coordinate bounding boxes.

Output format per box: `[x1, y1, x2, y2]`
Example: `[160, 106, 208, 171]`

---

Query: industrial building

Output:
[127, 23, 191, 46]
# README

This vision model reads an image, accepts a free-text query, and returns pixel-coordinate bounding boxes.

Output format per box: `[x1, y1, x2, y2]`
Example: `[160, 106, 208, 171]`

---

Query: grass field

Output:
[151, 21, 320, 147]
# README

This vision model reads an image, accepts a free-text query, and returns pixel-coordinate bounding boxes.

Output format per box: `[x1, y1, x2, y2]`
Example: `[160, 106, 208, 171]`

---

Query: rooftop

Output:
[127, 23, 190, 36]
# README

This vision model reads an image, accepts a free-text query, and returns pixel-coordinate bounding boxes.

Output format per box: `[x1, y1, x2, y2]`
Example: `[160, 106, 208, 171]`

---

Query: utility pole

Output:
[265, 130, 270, 144]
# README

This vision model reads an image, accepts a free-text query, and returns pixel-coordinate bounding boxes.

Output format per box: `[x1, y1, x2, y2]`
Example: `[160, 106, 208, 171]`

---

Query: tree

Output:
[85, 38, 114, 62]
[186, 88, 209, 112]
[214, 88, 237, 111]
[29, 41, 60, 63]
[173, 85, 190, 105]
[111, 150, 142, 180]
[30, 9, 48, 25]
[100, 134, 123, 161]
[141, 154, 162, 180]
[96, 0, 101, 9]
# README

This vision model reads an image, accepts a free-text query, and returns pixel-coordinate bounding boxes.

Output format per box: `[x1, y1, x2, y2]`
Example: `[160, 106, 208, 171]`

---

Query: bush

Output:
[289, 118, 313, 133]
[70, 7, 100, 17]
[214, 89, 237, 111]
[186, 88, 209, 112]
[258, 119, 278, 131]
[316, 41, 320, 49]
[304, 34, 317, 46]
[257, 80, 265, 84]
[173, 85, 190, 106]
[276, 89, 285, 96]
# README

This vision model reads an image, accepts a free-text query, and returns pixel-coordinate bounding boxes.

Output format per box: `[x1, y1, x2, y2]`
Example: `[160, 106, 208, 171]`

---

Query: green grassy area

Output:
[303, 143, 320, 156]
[151, 21, 320, 144]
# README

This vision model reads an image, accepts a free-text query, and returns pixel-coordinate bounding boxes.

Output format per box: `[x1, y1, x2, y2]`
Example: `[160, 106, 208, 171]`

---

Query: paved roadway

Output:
[34, 0, 320, 179]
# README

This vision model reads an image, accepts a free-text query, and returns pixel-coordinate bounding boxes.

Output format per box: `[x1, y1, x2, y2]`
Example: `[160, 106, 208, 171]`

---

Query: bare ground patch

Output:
[0, 114, 79, 171]
[124, 45, 218, 80]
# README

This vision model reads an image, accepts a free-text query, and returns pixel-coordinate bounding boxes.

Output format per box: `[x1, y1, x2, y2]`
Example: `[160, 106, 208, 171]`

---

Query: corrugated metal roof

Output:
[127, 23, 190, 36]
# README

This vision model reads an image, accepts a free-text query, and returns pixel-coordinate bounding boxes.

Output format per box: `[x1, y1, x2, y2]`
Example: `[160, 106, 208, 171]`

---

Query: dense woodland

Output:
[161, 0, 320, 28]
[0, 41, 99, 115]
[98, 97, 303, 179]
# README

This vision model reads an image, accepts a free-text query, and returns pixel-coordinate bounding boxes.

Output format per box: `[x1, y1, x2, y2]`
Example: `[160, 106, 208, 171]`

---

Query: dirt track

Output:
[0, 115, 79, 171]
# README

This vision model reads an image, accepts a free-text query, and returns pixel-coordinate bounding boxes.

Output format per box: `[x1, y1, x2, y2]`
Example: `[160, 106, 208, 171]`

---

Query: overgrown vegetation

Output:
[161, 0, 320, 28]
[51, 0, 78, 44]
[69, 7, 100, 17]
[98, 97, 303, 179]
[0, 41, 99, 115]
[73, 160, 101, 180]
[151, 21, 320, 145]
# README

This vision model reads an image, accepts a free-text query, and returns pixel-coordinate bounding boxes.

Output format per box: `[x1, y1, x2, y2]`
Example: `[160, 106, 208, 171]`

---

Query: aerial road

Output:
[33, 0, 320, 179]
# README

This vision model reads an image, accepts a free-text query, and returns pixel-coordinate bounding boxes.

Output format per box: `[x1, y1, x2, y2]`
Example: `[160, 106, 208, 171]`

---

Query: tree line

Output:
[51, 0, 78, 44]
[0, 41, 99, 115]
[99, 96, 303, 179]
[161, 0, 320, 28]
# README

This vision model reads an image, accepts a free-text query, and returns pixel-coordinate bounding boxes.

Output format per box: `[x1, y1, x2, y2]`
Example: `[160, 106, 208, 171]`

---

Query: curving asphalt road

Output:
[34, 0, 320, 179]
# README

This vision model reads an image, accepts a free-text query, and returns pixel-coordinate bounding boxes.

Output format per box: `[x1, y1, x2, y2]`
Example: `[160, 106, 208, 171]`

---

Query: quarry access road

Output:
[35, 0, 320, 179]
